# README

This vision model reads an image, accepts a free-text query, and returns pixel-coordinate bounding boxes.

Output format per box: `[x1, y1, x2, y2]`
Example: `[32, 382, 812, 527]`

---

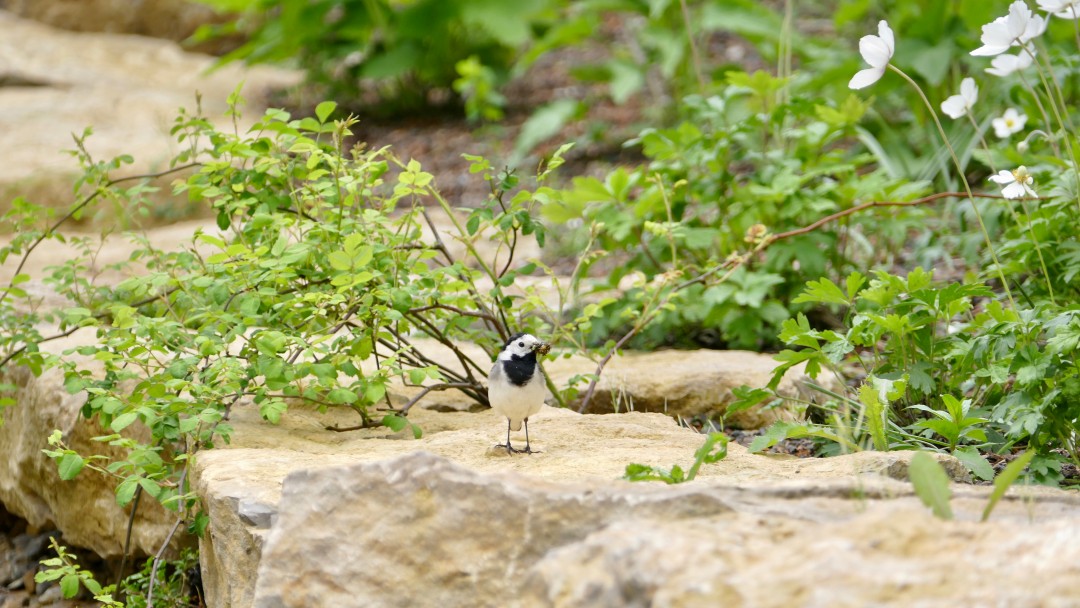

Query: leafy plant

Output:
[35, 537, 122, 606]
[192, 0, 558, 115]
[541, 83, 926, 349]
[908, 449, 1036, 521]
[623, 432, 728, 484]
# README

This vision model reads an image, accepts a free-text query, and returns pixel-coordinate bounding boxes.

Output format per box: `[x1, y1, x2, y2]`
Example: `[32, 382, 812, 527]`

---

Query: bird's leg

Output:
[522, 418, 541, 455]
[496, 419, 518, 454]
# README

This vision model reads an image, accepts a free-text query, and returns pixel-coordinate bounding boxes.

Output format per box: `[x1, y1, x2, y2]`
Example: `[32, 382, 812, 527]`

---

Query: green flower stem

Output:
[967, 112, 1054, 304]
[1026, 42, 1080, 216]
[887, 64, 1016, 311]
[1016, 69, 1059, 157]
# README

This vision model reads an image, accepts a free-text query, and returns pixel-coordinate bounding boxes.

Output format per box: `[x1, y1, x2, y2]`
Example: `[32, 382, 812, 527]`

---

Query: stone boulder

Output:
[190, 401, 1057, 608]
[0, 10, 299, 213]
[547, 348, 817, 428]
[0, 361, 175, 560]
[188, 429, 1080, 608]
[1, 0, 222, 42]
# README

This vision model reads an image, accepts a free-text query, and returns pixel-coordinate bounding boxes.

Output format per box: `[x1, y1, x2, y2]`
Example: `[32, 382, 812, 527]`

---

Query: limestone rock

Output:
[0, 363, 175, 559]
[221, 447, 1080, 608]
[548, 348, 821, 428]
[523, 507, 1080, 607]
[192, 402, 1019, 608]
[1, 0, 221, 42]
[0, 11, 299, 212]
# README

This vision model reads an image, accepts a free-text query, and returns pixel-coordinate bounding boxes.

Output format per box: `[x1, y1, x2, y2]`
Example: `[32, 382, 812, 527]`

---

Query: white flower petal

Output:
[850, 20, 894, 90]
[989, 170, 1017, 184]
[960, 77, 979, 104]
[859, 35, 893, 68]
[1001, 181, 1027, 198]
[992, 118, 1010, 138]
[849, 67, 885, 89]
[1023, 182, 1038, 197]
[941, 95, 968, 119]
[877, 20, 895, 54]
[1022, 13, 1048, 40]
[1007, 1, 1033, 38]
[986, 51, 1034, 76]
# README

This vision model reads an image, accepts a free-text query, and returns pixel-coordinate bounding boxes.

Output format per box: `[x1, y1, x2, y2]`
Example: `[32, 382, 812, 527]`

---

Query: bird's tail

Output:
[509, 419, 523, 432]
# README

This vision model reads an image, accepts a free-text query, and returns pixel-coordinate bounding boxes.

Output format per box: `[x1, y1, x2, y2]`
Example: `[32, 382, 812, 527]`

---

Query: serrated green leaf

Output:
[60, 573, 80, 599]
[110, 412, 139, 432]
[57, 453, 84, 481]
[954, 447, 995, 481]
[116, 478, 138, 506]
[794, 277, 850, 306]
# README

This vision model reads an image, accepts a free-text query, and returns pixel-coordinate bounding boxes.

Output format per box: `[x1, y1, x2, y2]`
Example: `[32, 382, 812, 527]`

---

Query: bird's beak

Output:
[535, 342, 551, 356]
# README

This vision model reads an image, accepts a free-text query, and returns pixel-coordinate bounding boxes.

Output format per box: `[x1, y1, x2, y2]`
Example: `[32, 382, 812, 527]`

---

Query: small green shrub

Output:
[192, 0, 558, 114]
[542, 80, 926, 349]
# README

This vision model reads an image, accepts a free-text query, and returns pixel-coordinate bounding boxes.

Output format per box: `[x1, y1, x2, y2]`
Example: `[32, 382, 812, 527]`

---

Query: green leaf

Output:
[190, 510, 210, 537]
[82, 576, 103, 596]
[137, 477, 162, 499]
[110, 412, 138, 432]
[382, 414, 408, 432]
[328, 251, 353, 271]
[315, 101, 337, 123]
[982, 450, 1035, 522]
[858, 382, 889, 451]
[60, 573, 80, 599]
[259, 399, 287, 424]
[327, 388, 358, 404]
[749, 421, 801, 452]
[909, 452, 953, 520]
[794, 277, 850, 306]
[365, 382, 386, 404]
[115, 478, 138, 507]
[954, 447, 995, 482]
[57, 453, 85, 481]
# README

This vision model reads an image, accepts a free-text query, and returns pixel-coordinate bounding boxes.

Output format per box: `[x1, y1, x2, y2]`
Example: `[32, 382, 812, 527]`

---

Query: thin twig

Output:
[113, 485, 143, 592]
[0, 163, 201, 312]
[394, 382, 479, 415]
[146, 510, 186, 607]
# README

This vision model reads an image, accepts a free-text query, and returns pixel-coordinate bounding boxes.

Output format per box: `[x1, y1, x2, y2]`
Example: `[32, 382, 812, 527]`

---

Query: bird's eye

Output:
[518, 342, 524, 347]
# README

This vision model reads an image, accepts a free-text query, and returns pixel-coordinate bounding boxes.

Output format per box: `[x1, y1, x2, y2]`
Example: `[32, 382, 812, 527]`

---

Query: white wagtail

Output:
[488, 332, 550, 454]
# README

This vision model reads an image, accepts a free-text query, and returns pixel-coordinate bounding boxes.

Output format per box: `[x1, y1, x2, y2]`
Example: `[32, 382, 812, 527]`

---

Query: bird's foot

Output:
[495, 443, 520, 455]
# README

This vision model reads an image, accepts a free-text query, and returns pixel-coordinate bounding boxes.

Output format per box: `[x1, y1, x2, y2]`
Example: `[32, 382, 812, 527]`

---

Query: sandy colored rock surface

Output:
[1, 0, 221, 42]
[191, 401, 1080, 607]
[0, 363, 176, 559]
[0, 10, 298, 211]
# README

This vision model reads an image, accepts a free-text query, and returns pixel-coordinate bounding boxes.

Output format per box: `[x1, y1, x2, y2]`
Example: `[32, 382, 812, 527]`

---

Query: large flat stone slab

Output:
[191, 401, 1080, 607]
[0, 10, 299, 210]
[220, 446, 1080, 608]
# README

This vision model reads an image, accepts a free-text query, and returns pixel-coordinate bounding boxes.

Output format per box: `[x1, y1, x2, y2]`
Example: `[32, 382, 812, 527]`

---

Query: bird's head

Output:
[500, 333, 550, 360]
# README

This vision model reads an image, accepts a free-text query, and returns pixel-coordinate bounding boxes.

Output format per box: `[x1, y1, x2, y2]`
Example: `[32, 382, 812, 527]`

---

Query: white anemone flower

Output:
[1037, 0, 1080, 19]
[972, 1, 1048, 56]
[941, 78, 979, 119]
[989, 166, 1037, 199]
[985, 50, 1036, 76]
[849, 20, 895, 90]
[992, 108, 1028, 138]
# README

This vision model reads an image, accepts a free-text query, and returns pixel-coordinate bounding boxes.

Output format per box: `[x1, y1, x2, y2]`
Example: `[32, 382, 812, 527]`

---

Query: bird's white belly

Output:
[488, 373, 547, 427]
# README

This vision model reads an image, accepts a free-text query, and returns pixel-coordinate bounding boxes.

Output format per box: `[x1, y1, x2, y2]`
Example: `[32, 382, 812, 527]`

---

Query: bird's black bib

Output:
[502, 352, 537, 386]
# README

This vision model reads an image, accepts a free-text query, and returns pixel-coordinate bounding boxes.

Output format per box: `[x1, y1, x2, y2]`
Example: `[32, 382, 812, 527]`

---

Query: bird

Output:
[488, 332, 550, 454]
